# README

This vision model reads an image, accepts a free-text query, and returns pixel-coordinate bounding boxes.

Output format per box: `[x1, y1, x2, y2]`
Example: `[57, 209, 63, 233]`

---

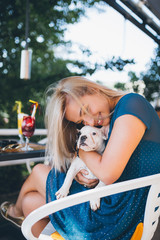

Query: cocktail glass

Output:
[18, 113, 28, 144]
[21, 116, 35, 151]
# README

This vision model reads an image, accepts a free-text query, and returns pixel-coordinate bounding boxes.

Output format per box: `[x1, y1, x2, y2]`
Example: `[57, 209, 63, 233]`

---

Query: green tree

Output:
[114, 47, 160, 103]
[141, 47, 160, 102]
[104, 57, 135, 72]
[0, 0, 101, 128]
[0, 0, 136, 129]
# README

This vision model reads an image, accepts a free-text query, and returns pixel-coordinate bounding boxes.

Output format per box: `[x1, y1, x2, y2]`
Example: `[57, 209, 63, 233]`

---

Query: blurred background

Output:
[0, 0, 160, 130]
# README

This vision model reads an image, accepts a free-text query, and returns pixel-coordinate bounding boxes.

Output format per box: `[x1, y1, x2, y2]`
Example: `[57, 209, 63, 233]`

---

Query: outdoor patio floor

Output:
[0, 191, 25, 240]
[0, 217, 160, 239]
[0, 223, 25, 240]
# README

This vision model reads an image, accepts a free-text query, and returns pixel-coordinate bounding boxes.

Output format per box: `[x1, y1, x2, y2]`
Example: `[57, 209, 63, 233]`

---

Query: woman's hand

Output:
[75, 169, 99, 188]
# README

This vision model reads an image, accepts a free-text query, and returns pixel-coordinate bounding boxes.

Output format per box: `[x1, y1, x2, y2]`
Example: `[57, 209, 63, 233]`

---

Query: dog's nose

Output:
[80, 135, 87, 143]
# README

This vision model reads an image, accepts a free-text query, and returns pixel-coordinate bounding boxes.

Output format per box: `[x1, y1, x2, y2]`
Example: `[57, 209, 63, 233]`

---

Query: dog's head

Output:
[77, 125, 109, 154]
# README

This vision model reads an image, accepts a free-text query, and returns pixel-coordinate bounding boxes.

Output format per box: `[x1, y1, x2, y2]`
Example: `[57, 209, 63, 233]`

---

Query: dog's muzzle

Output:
[80, 135, 87, 146]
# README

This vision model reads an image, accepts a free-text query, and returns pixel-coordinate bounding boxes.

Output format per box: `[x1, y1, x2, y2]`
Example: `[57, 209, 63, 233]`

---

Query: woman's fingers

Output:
[75, 170, 99, 188]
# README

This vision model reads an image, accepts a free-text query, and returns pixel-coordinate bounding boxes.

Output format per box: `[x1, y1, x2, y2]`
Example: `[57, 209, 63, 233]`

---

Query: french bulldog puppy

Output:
[56, 125, 109, 211]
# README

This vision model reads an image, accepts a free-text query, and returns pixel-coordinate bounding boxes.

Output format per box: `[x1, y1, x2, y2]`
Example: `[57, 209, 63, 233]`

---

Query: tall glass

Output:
[21, 116, 35, 151]
[17, 113, 28, 144]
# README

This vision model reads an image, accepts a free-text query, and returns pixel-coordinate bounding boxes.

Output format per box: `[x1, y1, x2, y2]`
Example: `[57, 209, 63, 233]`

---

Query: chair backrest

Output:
[21, 174, 160, 240]
[142, 181, 160, 240]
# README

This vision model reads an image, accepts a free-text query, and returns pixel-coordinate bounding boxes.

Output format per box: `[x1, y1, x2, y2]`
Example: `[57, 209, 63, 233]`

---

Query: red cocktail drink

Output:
[21, 116, 35, 151]
[22, 116, 35, 137]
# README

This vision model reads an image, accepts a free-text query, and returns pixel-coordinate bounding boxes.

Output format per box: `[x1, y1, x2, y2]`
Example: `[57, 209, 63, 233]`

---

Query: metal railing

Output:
[0, 128, 47, 136]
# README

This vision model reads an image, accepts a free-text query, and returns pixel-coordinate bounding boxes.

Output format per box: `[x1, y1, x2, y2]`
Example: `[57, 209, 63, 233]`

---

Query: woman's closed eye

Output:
[76, 105, 89, 126]
[80, 105, 89, 117]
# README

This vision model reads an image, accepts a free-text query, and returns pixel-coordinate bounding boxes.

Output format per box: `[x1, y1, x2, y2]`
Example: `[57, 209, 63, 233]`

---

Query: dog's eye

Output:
[92, 132, 96, 135]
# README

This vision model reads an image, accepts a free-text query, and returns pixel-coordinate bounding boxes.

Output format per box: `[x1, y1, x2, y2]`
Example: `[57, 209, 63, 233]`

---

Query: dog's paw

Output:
[55, 187, 69, 199]
[90, 198, 101, 211]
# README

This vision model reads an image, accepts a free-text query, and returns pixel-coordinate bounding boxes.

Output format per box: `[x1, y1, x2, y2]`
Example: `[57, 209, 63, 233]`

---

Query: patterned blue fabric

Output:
[46, 93, 160, 240]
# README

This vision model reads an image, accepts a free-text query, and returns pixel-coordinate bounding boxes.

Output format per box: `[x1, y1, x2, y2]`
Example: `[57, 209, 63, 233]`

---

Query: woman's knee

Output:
[29, 163, 50, 196]
[31, 163, 44, 176]
[31, 163, 50, 180]
[22, 192, 45, 217]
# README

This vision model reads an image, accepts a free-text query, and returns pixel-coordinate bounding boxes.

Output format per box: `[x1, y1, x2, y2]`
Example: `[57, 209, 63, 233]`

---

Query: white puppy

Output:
[56, 125, 109, 211]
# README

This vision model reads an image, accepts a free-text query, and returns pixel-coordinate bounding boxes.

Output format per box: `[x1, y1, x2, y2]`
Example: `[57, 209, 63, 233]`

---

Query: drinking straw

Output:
[29, 100, 39, 118]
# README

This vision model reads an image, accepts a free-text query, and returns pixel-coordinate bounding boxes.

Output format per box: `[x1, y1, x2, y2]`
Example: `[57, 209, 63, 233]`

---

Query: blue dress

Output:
[46, 93, 160, 240]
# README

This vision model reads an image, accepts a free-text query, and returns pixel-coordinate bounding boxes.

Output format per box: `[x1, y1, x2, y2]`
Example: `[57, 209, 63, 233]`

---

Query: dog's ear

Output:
[100, 126, 109, 140]
[74, 129, 81, 150]
[76, 129, 81, 141]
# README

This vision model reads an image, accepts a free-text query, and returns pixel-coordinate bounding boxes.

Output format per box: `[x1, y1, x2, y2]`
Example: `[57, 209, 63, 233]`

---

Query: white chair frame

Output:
[21, 173, 160, 240]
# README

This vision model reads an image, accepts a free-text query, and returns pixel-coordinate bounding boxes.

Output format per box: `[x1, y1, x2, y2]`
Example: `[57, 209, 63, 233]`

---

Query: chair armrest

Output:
[21, 174, 160, 240]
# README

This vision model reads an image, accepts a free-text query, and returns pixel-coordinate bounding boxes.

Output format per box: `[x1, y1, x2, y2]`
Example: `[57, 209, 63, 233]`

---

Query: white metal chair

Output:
[21, 173, 160, 240]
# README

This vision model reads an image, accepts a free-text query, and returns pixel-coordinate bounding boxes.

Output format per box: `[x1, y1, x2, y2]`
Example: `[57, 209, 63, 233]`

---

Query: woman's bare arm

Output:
[78, 115, 146, 185]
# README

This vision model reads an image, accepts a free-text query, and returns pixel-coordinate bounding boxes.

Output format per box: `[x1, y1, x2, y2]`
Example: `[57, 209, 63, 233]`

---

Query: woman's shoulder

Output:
[116, 93, 151, 112]
[113, 93, 154, 130]
[118, 93, 147, 105]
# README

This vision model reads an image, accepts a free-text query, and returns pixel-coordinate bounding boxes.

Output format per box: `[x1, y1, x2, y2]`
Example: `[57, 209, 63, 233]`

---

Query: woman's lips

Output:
[97, 112, 103, 126]
[97, 119, 103, 125]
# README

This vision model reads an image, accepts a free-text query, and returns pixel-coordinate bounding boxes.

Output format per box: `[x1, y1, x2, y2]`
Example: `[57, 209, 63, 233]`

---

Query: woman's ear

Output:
[100, 125, 110, 140]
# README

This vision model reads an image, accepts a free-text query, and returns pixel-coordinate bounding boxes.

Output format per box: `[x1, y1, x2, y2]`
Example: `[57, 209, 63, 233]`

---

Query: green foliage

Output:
[114, 47, 160, 102]
[141, 47, 160, 101]
[104, 57, 135, 71]
[128, 71, 141, 93]
[114, 82, 126, 91]
[0, 0, 140, 129]
[0, 165, 27, 194]
[0, 0, 100, 128]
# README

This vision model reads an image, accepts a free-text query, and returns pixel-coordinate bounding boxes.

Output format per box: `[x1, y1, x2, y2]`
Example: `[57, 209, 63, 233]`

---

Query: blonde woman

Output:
[1, 76, 160, 239]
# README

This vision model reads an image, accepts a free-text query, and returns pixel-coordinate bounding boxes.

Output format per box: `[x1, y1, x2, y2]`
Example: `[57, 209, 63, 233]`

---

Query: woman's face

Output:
[65, 94, 111, 127]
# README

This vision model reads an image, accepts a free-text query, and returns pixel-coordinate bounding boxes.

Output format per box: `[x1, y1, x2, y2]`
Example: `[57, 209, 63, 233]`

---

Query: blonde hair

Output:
[45, 76, 123, 172]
